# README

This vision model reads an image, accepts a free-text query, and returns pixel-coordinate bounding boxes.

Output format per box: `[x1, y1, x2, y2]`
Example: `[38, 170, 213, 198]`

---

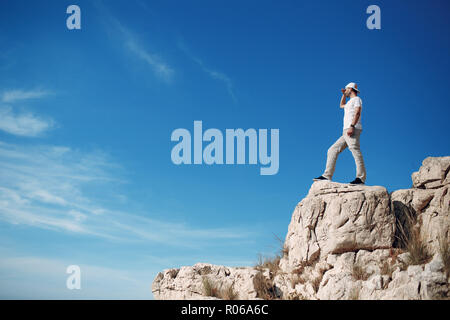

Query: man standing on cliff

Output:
[314, 82, 367, 184]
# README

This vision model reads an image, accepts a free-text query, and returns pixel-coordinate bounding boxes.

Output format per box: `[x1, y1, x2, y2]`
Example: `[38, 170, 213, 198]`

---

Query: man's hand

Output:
[347, 127, 354, 136]
[340, 90, 347, 108]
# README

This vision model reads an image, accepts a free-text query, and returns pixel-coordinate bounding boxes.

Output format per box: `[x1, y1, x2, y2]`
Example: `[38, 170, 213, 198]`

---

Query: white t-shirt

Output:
[343, 96, 362, 130]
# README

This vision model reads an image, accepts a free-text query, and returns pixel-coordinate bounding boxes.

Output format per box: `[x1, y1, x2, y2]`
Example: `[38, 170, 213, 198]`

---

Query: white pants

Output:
[322, 128, 366, 182]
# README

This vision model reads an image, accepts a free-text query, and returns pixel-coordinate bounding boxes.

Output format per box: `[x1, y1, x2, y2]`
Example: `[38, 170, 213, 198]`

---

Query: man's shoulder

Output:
[351, 96, 362, 105]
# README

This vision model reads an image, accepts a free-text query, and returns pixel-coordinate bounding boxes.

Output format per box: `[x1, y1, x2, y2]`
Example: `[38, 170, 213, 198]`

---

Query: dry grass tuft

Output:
[352, 264, 371, 281]
[202, 276, 220, 298]
[289, 266, 306, 288]
[311, 267, 327, 293]
[286, 292, 306, 300]
[395, 205, 432, 266]
[255, 253, 281, 275]
[389, 248, 403, 263]
[202, 276, 239, 300]
[380, 260, 395, 279]
[311, 276, 322, 293]
[273, 233, 289, 258]
[438, 233, 450, 278]
[348, 286, 360, 300]
[398, 226, 432, 266]
[252, 234, 288, 300]
[378, 248, 403, 279]
[221, 284, 238, 300]
[406, 228, 432, 265]
[290, 274, 306, 288]
[254, 233, 288, 277]
[253, 271, 279, 300]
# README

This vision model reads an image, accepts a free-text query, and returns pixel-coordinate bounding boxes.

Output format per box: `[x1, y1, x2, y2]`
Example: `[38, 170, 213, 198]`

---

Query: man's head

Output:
[344, 82, 360, 97]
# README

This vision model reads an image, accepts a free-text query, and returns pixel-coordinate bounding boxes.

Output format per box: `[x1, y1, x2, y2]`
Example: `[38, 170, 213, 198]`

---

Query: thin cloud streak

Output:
[96, 1, 174, 83]
[0, 87, 55, 137]
[178, 40, 237, 103]
[0, 105, 54, 137]
[1, 88, 52, 103]
[0, 141, 255, 247]
[125, 39, 174, 83]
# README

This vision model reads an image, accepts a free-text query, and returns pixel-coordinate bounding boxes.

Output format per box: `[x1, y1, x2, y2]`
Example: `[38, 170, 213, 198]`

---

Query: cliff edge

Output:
[152, 156, 450, 300]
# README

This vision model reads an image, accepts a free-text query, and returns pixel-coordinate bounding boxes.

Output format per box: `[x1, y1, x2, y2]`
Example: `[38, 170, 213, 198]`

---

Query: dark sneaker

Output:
[349, 178, 364, 185]
[313, 175, 329, 181]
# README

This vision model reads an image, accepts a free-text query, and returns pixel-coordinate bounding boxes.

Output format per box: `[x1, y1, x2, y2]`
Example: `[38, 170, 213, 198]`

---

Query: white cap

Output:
[345, 82, 360, 93]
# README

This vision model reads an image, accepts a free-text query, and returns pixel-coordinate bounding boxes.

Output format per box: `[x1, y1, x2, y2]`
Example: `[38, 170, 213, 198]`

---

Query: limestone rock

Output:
[391, 157, 450, 255]
[152, 156, 449, 300]
[279, 181, 395, 272]
[412, 156, 450, 189]
[152, 263, 265, 300]
[380, 256, 449, 300]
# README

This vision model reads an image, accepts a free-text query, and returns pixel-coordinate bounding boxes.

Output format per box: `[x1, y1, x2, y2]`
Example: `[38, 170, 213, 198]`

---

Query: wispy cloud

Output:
[0, 87, 55, 137]
[0, 141, 254, 247]
[1, 88, 52, 103]
[97, 2, 174, 83]
[125, 39, 174, 83]
[0, 105, 54, 137]
[178, 40, 237, 103]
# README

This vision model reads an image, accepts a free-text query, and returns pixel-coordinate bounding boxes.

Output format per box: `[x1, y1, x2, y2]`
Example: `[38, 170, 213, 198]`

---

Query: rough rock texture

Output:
[412, 156, 450, 189]
[391, 156, 450, 256]
[152, 263, 265, 300]
[152, 156, 450, 300]
[279, 182, 395, 272]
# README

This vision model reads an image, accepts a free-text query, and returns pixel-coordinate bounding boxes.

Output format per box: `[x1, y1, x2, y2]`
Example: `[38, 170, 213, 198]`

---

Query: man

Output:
[314, 82, 367, 184]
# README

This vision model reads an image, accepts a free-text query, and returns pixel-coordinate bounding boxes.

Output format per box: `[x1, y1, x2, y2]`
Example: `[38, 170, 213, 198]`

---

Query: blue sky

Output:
[0, 0, 449, 299]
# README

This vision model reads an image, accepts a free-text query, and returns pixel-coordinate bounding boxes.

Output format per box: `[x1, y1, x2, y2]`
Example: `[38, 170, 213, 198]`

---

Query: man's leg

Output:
[322, 132, 348, 180]
[344, 128, 367, 183]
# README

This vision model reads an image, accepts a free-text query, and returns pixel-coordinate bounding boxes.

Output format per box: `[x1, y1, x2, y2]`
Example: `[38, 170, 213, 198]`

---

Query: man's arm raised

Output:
[340, 89, 347, 108]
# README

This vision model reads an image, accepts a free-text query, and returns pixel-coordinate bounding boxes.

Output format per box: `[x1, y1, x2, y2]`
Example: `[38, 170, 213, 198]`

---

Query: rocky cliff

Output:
[152, 156, 450, 300]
